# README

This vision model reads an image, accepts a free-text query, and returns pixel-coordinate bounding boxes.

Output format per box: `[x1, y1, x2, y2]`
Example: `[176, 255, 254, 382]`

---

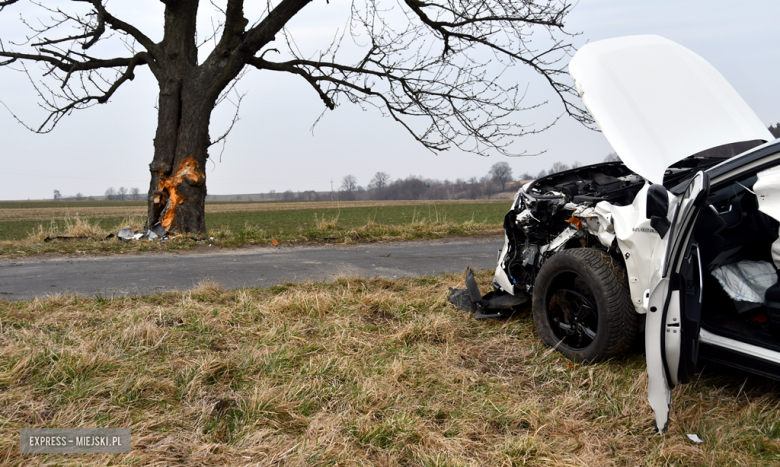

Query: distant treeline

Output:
[245, 176, 525, 203]
[56, 122, 780, 202]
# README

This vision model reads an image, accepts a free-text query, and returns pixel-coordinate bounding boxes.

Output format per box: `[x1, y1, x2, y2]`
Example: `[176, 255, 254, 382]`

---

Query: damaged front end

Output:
[448, 162, 646, 316]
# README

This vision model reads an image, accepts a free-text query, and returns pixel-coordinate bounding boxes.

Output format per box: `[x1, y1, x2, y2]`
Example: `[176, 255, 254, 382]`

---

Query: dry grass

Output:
[314, 212, 340, 230]
[26, 214, 108, 242]
[24, 215, 148, 243]
[1, 271, 779, 466]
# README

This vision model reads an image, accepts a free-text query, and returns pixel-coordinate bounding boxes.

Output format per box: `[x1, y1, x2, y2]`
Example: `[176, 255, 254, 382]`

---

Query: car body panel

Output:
[645, 171, 709, 432]
[601, 184, 669, 313]
[569, 35, 774, 184]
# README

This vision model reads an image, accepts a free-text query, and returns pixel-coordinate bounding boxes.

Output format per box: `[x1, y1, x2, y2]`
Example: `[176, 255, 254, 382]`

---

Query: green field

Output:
[207, 203, 505, 236]
[0, 200, 509, 257]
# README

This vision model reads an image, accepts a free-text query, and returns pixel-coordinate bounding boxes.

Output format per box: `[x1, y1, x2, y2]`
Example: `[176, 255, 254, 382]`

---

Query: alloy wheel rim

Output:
[547, 287, 598, 349]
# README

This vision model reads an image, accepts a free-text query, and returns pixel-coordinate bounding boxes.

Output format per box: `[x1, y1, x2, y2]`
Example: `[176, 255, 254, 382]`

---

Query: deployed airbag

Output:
[711, 260, 778, 312]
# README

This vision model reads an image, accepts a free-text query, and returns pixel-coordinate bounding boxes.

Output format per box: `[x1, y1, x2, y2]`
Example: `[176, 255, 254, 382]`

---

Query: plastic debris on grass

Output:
[687, 434, 704, 444]
[117, 222, 171, 242]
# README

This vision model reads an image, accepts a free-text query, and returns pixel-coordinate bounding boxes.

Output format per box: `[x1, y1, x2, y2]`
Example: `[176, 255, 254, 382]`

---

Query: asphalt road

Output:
[0, 237, 503, 301]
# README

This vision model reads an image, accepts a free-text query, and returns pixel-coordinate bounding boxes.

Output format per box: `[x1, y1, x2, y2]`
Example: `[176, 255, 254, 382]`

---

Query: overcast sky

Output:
[1, 0, 779, 200]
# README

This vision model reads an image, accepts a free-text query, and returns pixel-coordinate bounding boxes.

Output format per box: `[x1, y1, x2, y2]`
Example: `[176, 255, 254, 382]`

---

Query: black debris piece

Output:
[447, 267, 529, 319]
[43, 236, 89, 242]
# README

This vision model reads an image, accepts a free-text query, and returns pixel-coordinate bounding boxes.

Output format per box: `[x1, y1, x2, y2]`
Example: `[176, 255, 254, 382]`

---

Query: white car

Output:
[450, 35, 780, 432]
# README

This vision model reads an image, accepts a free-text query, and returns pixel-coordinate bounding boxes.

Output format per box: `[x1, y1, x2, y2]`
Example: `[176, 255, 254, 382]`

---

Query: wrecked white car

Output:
[450, 35, 780, 432]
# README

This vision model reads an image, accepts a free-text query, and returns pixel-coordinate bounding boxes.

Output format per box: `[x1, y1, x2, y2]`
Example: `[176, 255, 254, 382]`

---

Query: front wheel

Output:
[532, 248, 639, 362]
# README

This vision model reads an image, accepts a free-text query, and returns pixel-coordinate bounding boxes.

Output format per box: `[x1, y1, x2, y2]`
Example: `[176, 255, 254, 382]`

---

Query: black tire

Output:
[532, 248, 639, 362]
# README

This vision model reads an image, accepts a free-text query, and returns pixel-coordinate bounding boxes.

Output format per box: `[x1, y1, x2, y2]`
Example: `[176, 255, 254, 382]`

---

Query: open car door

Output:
[645, 171, 710, 432]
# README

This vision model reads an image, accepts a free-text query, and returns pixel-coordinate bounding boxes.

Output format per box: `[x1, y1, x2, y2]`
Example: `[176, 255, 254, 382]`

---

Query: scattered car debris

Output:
[117, 222, 169, 242]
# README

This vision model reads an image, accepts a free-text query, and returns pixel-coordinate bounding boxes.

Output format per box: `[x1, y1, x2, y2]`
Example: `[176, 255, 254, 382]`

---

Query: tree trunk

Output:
[142, 0, 251, 233]
[146, 77, 214, 234]
[145, 0, 218, 234]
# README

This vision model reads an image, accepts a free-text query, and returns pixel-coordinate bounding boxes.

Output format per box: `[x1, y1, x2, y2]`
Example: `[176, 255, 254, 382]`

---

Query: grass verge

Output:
[1, 270, 778, 465]
[0, 202, 506, 259]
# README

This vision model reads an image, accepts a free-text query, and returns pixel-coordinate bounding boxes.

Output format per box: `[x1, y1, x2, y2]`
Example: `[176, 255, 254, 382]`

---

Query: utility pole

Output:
[330, 178, 334, 201]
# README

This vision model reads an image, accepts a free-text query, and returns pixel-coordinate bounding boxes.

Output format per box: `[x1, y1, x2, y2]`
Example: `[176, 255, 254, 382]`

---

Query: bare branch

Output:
[240, 0, 313, 55]
[248, 56, 335, 110]
[0, 0, 19, 12]
[210, 89, 247, 164]
[1, 52, 149, 133]
[80, 0, 158, 53]
[247, 0, 589, 156]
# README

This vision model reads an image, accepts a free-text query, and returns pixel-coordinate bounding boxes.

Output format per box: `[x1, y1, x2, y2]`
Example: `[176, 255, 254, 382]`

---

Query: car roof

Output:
[706, 139, 780, 180]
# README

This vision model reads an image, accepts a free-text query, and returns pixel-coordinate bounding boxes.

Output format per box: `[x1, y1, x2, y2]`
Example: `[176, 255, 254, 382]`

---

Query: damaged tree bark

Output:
[0, 0, 590, 234]
[148, 78, 212, 233]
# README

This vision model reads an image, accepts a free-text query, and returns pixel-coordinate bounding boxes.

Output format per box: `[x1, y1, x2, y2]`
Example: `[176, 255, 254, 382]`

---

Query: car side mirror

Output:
[646, 184, 671, 238]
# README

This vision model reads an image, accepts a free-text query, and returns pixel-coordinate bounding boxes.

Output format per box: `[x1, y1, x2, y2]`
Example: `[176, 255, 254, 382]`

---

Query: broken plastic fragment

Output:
[686, 434, 703, 444]
[117, 227, 133, 241]
[150, 222, 167, 237]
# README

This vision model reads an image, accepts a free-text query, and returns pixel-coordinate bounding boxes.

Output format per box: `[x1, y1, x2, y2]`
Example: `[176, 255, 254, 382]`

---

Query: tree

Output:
[604, 152, 621, 162]
[104, 187, 116, 200]
[368, 172, 391, 190]
[549, 161, 570, 174]
[75, 192, 85, 201]
[341, 175, 358, 192]
[488, 161, 513, 191]
[118, 186, 128, 201]
[53, 190, 61, 200]
[0, 1, 586, 232]
[537, 169, 548, 178]
[131, 187, 140, 201]
[479, 175, 496, 199]
[769, 123, 780, 139]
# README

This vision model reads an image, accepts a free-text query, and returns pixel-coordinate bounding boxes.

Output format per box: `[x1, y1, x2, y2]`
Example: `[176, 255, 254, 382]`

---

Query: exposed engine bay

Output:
[494, 162, 646, 298]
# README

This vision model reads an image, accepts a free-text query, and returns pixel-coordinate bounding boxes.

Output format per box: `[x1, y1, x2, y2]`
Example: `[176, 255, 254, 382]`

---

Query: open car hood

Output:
[569, 35, 774, 184]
